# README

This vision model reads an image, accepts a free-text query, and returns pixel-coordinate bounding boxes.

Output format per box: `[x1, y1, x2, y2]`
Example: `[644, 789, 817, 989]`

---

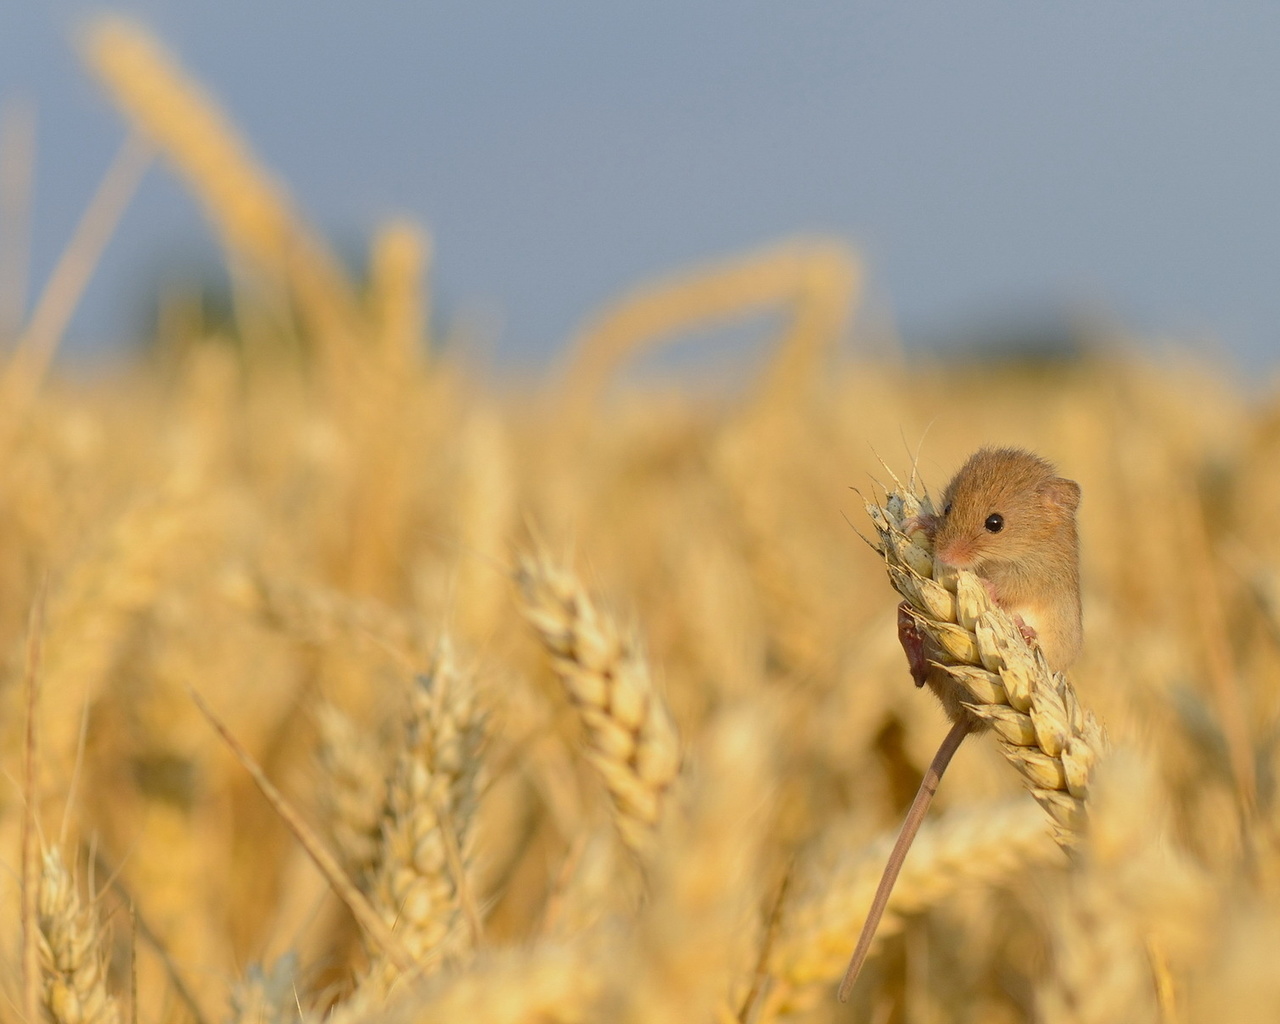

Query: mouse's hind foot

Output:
[897, 602, 930, 687]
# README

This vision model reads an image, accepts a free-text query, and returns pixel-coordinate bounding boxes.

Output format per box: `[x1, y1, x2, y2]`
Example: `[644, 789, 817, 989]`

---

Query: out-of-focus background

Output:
[3, 9, 1280, 1024]
[3, 1, 1280, 372]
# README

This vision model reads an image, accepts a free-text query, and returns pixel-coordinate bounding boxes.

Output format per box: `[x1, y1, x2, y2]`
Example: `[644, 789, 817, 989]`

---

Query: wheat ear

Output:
[37, 847, 123, 1024]
[1040, 747, 1213, 1024]
[515, 549, 680, 857]
[368, 642, 487, 972]
[866, 485, 1108, 837]
[31, 478, 203, 790]
[316, 702, 389, 887]
[251, 572, 426, 661]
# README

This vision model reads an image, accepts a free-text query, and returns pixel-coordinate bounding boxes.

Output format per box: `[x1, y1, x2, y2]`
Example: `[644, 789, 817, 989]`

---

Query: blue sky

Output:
[3, 2, 1280, 373]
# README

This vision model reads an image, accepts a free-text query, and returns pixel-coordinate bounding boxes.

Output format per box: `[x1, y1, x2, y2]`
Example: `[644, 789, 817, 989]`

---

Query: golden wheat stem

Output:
[127, 904, 138, 1024]
[737, 861, 792, 1024]
[837, 717, 970, 1002]
[1176, 485, 1257, 818]
[368, 220, 429, 369]
[187, 683, 418, 975]
[94, 854, 213, 1024]
[0, 132, 151, 452]
[22, 584, 47, 1024]
[558, 238, 859, 435]
[769, 799, 1061, 1011]
[80, 16, 364, 363]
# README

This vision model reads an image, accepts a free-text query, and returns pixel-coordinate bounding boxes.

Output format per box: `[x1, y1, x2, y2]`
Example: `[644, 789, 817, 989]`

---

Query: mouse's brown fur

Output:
[931, 446, 1082, 673]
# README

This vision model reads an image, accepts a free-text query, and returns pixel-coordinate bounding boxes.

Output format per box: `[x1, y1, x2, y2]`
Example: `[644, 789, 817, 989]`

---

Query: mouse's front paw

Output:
[902, 513, 937, 540]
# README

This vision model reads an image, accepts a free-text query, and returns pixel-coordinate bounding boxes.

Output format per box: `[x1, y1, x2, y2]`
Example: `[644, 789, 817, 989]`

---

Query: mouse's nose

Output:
[935, 539, 976, 568]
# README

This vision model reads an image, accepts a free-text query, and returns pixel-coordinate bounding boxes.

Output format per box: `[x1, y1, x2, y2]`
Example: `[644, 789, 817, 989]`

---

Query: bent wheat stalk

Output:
[772, 800, 1060, 1013]
[81, 17, 361, 338]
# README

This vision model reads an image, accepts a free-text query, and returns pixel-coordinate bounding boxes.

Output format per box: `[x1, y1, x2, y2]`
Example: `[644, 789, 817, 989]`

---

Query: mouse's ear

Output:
[1042, 477, 1081, 512]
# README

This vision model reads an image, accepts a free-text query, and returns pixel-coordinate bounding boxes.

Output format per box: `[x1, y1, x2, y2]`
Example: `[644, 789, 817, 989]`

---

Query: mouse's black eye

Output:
[984, 513, 1004, 533]
[943, 502, 952, 516]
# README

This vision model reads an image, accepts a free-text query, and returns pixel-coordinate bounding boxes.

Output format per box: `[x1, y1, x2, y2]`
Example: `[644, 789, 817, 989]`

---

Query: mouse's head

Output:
[932, 447, 1080, 572]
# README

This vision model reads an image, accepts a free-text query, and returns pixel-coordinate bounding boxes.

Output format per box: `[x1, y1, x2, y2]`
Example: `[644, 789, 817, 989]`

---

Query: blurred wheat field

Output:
[3, 16, 1280, 1024]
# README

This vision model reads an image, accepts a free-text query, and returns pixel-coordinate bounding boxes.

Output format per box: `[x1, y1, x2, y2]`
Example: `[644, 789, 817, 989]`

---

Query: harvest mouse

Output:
[897, 447, 1082, 720]
[926, 446, 1082, 672]
[839, 447, 1083, 1002]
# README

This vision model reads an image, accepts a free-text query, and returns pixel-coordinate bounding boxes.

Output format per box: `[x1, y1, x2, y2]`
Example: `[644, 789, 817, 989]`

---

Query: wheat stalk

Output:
[515, 548, 681, 857]
[558, 237, 859, 435]
[368, 221, 429, 370]
[452, 406, 518, 643]
[188, 684, 418, 976]
[866, 483, 1108, 838]
[80, 17, 361, 343]
[768, 799, 1060, 1012]
[37, 847, 122, 1024]
[0, 133, 151, 456]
